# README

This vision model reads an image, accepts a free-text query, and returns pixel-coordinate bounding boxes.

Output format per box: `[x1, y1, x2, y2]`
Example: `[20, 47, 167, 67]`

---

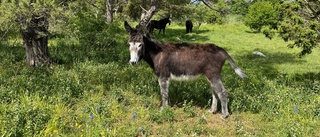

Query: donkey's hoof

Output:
[220, 114, 229, 120]
[208, 109, 218, 114]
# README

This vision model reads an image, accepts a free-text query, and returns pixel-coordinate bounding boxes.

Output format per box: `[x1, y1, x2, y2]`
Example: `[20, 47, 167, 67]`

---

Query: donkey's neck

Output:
[142, 47, 161, 70]
[141, 50, 153, 70]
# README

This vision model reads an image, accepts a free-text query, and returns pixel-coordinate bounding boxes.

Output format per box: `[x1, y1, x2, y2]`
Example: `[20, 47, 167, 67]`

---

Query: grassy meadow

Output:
[0, 20, 319, 136]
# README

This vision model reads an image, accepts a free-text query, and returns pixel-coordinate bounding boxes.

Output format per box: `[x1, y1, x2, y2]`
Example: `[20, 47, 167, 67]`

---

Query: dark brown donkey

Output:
[147, 17, 171, 34]
[186, 20, 193, 33]
[124, 21, 247, 119]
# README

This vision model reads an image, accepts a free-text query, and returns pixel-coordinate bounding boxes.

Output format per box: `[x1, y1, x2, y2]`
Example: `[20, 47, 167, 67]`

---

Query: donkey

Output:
[124, 21, 247, 119]
[186, 20, 193, 33]
[148, 17, 171, 35]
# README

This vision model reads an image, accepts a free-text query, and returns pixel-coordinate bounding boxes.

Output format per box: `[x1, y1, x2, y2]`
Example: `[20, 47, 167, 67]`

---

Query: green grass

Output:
[0, 21, 319, 136]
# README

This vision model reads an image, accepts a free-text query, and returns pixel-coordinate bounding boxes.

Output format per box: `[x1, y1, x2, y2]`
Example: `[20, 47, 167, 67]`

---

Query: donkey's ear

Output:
[124, 21, 134, 34]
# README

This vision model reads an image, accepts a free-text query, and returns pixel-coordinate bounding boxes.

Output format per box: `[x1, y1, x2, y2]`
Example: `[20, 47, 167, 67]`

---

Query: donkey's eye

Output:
[138, 44, 142, 47]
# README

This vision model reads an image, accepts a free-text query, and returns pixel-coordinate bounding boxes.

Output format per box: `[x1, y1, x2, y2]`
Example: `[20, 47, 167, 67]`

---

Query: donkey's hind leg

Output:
[210, 78, 230, 119]
[208, 87, 219, 114]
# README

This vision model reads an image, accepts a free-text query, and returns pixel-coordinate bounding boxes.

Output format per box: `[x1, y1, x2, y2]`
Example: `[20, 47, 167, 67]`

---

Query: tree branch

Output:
[136, 0, 158, 33]
[191, 0, 199, 3]
[87, 1, 101, 10]
[304, 0, 320, 20]
[59, 0, 68, 6]
[201, 0, 222, 13]
[0, 23, 14, 41]
[140, 5, 148, 12]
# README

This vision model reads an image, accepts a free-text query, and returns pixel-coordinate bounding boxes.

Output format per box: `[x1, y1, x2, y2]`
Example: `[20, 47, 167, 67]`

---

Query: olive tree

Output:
[0, 0, 66, 67]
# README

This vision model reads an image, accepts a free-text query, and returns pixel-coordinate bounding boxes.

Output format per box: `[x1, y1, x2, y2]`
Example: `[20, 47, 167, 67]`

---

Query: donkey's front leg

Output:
[158, 77, 169, 108]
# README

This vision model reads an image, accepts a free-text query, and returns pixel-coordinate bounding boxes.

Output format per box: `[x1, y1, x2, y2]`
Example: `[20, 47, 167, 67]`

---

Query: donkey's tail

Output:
[226, 53, 247, 79]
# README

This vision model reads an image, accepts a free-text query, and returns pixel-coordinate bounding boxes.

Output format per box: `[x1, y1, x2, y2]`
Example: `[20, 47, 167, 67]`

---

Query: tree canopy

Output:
[245, 0, 320, 56]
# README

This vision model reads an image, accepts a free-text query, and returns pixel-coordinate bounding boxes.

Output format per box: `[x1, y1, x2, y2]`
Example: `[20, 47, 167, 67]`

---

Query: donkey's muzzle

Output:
[130, 61, 138, 66]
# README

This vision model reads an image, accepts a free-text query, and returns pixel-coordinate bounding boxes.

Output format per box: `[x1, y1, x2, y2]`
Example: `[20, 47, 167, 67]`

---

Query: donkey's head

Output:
[124, 21, 145, 65]
[124, 1, 157, 65]
[166, 17, 172, 25]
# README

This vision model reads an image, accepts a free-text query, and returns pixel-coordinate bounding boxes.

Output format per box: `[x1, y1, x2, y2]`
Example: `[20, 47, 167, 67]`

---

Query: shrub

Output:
[149, 107, 175, 124]
[244, 1, 279, 31]
[1, 96, 52, 136]
[182, 100, 196, 117]
[229, 0, 251, 16]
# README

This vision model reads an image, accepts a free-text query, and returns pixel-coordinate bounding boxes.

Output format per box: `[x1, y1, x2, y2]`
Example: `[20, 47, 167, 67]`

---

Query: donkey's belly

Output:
[170, 73, 201, 81]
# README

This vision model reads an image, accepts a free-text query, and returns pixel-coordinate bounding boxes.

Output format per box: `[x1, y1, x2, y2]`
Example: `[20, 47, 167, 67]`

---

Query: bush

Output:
[149, 107, 175, 124]
[229, 0, 251, 16]
[244, 1, 279, 31]
[1, 96, 52, 136]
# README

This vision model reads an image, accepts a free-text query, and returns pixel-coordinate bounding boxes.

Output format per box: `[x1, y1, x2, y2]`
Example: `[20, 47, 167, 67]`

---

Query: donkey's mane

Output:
[146, 38, 222, 54]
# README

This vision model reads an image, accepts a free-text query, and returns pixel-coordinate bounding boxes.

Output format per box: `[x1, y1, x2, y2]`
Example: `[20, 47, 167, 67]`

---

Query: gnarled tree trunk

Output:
[20, 14, 51, 67]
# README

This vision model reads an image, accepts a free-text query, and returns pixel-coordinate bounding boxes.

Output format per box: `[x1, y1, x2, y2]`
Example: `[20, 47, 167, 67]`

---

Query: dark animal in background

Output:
[124, 21, 247, 119]
[186, 20, 193, 33]
[148, 17, 171, 35]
